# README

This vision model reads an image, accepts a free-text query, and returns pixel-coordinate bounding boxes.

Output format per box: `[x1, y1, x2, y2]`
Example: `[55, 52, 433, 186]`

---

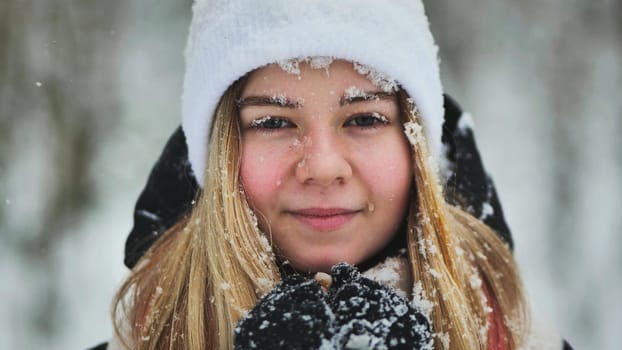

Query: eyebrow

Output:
[237, 95, 302, 109]
[237, 91, 396, 109]
[339, 91, 395, 106]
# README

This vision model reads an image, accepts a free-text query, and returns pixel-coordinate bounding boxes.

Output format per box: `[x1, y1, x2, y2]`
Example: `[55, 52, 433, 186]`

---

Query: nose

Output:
[294, 130, 353, 186]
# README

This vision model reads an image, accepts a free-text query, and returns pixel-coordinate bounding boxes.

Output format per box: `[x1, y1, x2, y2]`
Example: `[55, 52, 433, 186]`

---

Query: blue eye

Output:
[346, 113, 389, 128]
[250, 116, 293, 130]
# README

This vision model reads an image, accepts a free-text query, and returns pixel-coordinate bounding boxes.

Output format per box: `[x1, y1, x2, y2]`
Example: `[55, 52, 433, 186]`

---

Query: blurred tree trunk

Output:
[0, 0, 123, 340]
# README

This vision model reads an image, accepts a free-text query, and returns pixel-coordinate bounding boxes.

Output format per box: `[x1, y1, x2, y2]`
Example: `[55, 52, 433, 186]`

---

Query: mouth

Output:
[288, 208, 361, 231]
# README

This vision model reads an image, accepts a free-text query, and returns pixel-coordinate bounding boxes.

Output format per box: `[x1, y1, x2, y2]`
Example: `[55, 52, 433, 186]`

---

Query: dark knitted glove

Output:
[233, 274, 334, 349]
[328, 263, 432, 349]
[234, 263, 432, 350]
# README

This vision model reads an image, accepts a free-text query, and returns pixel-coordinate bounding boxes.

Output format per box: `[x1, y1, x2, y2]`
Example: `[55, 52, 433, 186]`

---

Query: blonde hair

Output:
[112, 81, 528, 349]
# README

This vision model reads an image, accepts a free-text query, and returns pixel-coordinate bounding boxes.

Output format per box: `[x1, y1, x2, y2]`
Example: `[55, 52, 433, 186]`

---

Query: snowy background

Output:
[1, 0, 620, 349]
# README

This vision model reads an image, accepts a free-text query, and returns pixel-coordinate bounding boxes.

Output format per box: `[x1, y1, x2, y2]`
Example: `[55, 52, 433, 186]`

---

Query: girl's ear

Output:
[123, 95, 514, 269]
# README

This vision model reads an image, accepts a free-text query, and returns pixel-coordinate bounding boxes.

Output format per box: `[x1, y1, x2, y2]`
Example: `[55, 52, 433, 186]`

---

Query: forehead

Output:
[242, 60, 379, 96]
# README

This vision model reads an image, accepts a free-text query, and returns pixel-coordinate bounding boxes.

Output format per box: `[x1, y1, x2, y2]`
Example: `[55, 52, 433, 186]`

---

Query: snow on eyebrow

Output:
[237, 94, 302, 109]
[270, 94, 289, 106]
[342, 86, 394, 106]
[344, 86, 379, 100]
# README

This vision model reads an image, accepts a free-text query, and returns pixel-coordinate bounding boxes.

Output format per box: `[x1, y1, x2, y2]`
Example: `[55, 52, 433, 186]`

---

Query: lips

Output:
[289, 208, 360, 231]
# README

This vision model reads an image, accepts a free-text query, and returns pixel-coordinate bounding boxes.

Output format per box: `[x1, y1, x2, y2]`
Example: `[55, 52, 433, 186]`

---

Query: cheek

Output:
[239, 144, 288, 206]
[358, 139, 412, 200]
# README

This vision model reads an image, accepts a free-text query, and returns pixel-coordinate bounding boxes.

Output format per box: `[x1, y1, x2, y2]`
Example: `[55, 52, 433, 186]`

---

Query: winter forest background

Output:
[1, 0, 620, 349]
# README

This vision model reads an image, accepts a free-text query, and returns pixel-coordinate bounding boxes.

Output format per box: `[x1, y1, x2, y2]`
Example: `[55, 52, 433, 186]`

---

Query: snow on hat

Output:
[182, 0, 444, 186]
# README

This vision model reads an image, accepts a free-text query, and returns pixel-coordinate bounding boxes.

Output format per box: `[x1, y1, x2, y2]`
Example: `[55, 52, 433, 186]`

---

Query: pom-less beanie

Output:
[182, 0, 444, 186]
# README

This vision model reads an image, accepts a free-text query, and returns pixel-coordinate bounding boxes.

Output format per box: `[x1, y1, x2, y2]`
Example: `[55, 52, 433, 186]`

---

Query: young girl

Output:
[103, 0, 563, 349]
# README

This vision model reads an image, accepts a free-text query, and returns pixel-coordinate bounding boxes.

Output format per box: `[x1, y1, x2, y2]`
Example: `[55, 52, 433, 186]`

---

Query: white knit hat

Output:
[183, 0, 444, 186]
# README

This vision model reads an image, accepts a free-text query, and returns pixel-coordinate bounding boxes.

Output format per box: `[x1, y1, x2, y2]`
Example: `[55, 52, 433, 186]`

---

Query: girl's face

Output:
[239, 60, 412, 273]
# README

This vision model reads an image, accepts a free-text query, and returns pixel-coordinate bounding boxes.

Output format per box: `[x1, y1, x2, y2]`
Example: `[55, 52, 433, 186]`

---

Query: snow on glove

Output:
[234, 263, 432, 350]
[327, 263, 432, 350]
[233, 274, 335, 349]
